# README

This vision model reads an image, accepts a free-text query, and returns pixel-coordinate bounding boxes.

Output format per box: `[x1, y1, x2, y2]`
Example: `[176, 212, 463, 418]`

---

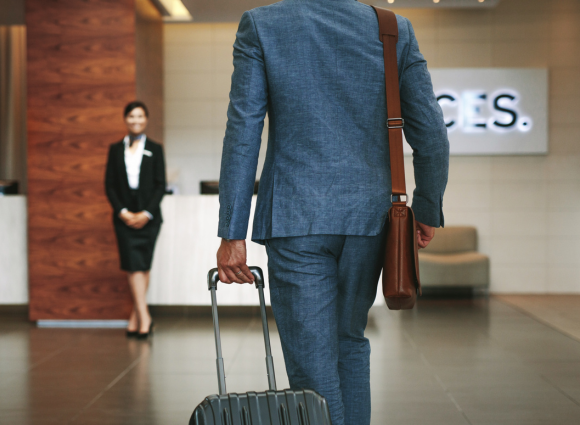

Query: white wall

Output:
[164, 23, 267, 194]
[397, 0, 580, 293]
[163, 0, 580, 294]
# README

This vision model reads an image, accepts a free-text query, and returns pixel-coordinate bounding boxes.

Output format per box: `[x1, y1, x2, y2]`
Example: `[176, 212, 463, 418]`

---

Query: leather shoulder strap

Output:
[372, 6, 406, 198]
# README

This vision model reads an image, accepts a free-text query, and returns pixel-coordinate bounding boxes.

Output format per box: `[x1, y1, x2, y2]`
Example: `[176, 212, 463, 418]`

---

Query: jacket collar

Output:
[123, 133, 147, 148]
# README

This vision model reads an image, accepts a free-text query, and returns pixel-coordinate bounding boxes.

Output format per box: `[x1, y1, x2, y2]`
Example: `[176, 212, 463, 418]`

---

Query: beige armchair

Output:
[419, 226, 489, 295]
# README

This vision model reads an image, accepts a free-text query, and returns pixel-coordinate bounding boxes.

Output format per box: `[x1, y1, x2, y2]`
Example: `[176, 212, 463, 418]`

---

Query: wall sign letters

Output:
[403, 69, 548, 155]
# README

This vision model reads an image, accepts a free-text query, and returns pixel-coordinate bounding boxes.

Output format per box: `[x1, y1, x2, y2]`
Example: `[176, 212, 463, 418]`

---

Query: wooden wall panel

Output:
[27, 0, 138, 320]
[135, 0, 163, 143]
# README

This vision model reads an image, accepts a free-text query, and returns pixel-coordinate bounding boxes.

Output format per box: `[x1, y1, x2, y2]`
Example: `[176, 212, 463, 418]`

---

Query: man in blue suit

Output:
[216, 1, 449, 424]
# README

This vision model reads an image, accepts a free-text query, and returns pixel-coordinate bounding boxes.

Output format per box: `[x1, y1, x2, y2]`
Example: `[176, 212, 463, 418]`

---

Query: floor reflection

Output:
[0, 299, 579, 425]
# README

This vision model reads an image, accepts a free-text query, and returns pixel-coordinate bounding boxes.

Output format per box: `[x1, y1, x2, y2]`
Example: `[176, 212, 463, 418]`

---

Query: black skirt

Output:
[113, 190, 161, 272]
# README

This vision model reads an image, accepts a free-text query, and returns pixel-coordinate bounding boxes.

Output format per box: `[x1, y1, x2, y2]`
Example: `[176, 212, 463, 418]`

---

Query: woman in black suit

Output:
[105, 101, 165, 338]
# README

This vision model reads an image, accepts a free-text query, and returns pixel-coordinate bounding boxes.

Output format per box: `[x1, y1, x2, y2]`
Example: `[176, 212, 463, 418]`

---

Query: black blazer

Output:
[105, 138, 166, 223]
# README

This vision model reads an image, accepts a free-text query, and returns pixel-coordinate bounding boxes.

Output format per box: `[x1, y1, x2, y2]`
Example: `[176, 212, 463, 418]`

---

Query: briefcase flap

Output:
[383, 204, 421, 310]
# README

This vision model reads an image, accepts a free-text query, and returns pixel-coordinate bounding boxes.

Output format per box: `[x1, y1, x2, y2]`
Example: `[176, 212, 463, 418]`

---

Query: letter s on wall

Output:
[493, 93, 518, 128]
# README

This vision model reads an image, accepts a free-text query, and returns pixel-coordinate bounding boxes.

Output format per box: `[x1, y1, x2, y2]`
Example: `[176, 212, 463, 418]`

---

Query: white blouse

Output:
[124, 134, 146, 189]
[121, 134, 153, 220]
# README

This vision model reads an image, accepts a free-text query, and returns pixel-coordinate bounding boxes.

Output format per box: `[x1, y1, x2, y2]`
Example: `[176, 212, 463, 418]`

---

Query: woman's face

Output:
[125, 107, 148, 135]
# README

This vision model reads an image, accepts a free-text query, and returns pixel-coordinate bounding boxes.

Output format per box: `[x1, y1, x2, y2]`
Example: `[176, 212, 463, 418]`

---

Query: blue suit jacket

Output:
[218, 0, 449, 244]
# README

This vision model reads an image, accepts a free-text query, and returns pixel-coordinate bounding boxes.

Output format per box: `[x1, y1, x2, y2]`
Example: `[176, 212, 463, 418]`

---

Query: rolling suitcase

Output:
[190, 267, 332, 425]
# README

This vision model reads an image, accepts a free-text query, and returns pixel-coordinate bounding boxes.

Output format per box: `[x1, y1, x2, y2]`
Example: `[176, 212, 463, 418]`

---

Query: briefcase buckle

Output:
[392, 194, 408, 203]
[387, 118, 404, 129]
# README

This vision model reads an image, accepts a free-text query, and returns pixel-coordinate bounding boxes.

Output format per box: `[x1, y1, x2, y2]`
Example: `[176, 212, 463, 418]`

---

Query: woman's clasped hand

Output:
[119, 210, 150, 229]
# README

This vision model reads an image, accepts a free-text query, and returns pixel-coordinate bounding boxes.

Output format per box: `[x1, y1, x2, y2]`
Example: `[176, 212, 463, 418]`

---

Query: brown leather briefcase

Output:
[373, 6, 421, 310]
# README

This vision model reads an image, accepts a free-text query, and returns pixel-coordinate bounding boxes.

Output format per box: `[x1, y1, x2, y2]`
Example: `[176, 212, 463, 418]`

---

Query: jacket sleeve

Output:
[399, 18, 449, 228]
[105, 144, 124, 216]
[217, 10, 268, 240]
[144, 143, 166, 215]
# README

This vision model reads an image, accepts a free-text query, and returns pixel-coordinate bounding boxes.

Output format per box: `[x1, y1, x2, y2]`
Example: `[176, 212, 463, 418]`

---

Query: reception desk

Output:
[148, 195, 270, 306]
[0, 196, 28, 304]
[0, 195, 268, 306]
[1, 196, 382, 307]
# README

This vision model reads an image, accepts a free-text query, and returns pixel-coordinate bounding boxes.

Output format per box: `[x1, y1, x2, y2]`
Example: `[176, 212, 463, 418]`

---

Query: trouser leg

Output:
[336, 230, 386, 425]
[266, 235, 346, 425]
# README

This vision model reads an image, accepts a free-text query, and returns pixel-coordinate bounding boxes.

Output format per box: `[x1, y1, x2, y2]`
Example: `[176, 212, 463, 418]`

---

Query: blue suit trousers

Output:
[265, 228, 386, 425]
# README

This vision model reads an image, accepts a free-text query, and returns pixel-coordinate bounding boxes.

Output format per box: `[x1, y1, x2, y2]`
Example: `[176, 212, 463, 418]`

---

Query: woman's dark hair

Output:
[124, 101, 149, 118]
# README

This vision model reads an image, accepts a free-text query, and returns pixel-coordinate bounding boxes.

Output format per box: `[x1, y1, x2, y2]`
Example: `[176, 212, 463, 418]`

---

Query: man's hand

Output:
[216, 239, 255, 284]
[129, 212, 150, 229]
[416, 221, 435, 249]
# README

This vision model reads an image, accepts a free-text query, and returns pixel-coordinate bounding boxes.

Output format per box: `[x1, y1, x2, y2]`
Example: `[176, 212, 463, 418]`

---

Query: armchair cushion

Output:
[423, 226, 477, 254]
[419, 251, 489, 287]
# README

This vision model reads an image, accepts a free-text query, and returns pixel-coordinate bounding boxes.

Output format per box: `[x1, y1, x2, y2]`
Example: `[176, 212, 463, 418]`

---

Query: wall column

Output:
[26, 0, 161, 320]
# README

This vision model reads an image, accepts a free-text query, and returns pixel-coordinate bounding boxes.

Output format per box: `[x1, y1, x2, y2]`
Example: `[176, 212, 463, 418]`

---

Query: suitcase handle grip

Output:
[207, 267, 277, 395]
[207, 266, 265, 290]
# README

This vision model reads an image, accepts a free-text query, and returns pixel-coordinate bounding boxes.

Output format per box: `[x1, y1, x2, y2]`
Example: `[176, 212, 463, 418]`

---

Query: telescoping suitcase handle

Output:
[207, 267, 277, 396]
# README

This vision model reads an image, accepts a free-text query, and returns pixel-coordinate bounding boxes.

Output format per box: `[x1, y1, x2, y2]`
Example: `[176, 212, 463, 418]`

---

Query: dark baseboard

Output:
[0, 305, 273, 320]
[149, 305, 273, 317]
[419, 287, 489, 300]
[0, 304, 28, 316]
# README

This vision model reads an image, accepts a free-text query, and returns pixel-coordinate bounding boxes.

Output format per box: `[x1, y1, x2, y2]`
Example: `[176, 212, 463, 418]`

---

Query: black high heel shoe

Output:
[137, 321, 154, 339]
[126, 330, 139, 338]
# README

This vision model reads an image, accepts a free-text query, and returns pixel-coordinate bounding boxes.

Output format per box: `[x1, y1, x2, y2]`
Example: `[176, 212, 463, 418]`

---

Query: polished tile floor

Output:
[496, 294, 580, 342]
[1, 298, 580, 425]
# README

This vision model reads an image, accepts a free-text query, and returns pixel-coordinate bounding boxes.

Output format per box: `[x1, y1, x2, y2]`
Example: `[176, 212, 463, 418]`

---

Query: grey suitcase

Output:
[190, 267, 332, 425]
